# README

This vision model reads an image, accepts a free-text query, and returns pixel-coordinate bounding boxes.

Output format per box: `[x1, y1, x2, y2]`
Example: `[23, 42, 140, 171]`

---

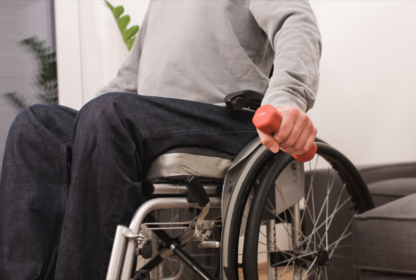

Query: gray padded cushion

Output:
[145, 147, 234, 180]
[359, 162, 416, 185]
[353, 193, 416, 275]
[368, 178, 416, 207]
[359, 270, 416, 280]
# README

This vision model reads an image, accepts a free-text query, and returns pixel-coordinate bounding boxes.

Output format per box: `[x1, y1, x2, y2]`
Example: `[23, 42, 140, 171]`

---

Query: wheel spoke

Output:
[327, 243, 351, 250]
[265, 206, 320, 250]
[268, 198, 276, 213]
[305, 170, 338, 252]
[327, 261, 342, 280]
[301, 195, 351, 248]
[313, 171, 337, 233]
[260, 225, 278, 250]
[278, 260, 294, 278]
[327, 232, 352, 250]
[301, 257, 317, 280]
[329, 216, 354, 259]
[331, 254, 353, 260]
[326, 167, 330, 250]
[318, 183, 347, 249]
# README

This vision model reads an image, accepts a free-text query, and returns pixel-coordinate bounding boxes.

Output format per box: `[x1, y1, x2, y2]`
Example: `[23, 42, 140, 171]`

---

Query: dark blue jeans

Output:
[0, 93, 256, 280]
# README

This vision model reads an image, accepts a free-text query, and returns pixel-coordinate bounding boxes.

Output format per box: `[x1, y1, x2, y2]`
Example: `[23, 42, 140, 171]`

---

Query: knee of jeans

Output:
[76, 92, 138, 129]
[10, 104, 53, 134]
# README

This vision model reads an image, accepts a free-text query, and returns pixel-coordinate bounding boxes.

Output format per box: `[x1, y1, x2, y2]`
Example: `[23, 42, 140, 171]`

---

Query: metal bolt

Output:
[195, 234, 201, 241]
[198, 222, 204, 230]
[211, 222, 217, 229]
[204, 235, 209, 241]
[291, 163, 297, 170]
[191, 221, 196, 229]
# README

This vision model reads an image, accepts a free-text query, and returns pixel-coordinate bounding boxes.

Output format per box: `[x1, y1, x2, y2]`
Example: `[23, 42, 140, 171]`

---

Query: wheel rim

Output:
[241, 143, 374, 280]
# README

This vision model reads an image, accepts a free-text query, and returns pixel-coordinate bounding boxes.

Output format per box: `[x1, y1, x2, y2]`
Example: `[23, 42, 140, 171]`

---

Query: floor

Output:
[239, 262, 294, 279]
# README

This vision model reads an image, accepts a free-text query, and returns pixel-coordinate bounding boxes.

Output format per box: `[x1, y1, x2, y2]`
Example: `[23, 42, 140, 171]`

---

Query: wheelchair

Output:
[105, 91, 375, 280]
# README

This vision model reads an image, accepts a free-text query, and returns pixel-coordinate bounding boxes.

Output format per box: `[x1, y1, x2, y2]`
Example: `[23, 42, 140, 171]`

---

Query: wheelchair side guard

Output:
[238, 160, 304, 237]
[274, 161, 305, 217]
[221, 144, 270, 274]
[221, 137, 262, 220]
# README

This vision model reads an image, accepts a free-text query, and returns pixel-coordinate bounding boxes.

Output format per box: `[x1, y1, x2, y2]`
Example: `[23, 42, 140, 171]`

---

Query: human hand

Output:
[257, 106, 317, 155]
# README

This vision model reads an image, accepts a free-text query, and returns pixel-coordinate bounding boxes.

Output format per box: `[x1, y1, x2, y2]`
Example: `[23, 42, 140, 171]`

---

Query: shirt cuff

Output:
[261, 90, 307, 112]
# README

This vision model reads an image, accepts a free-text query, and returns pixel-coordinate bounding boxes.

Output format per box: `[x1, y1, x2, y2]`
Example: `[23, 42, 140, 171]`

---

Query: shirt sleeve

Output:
[249, 0, 322, 112]
[95, 6, 151, 96]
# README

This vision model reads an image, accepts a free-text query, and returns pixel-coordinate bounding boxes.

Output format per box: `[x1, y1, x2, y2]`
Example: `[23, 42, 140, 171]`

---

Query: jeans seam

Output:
[136, 130, 256, 140]
[101, 146, 136, 276]
[62, 144, 67, 218]
[116, 146, 136, 226]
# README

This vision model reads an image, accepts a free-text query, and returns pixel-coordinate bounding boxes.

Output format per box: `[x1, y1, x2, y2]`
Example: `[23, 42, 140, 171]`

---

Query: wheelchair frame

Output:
[106, 137, 305, 280]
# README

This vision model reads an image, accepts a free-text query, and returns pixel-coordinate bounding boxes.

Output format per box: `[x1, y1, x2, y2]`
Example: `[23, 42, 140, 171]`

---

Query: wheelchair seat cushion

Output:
[145, 147, 234, 181]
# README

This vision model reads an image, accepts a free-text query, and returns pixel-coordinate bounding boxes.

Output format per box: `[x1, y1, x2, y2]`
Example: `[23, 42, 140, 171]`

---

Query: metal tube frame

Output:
[291, 203, 301, 280]
[106, 197, 221, 280]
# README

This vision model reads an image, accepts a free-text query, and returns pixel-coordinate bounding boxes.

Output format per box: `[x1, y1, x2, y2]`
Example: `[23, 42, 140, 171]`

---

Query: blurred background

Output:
[1, 0, 416, 175]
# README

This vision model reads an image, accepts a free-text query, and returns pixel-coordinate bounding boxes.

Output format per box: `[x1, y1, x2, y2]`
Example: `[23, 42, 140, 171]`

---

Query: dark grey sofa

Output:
[353, 162, 416, 279]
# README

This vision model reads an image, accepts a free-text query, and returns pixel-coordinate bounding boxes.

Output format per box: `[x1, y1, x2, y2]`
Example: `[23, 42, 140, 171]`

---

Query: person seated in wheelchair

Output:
[0, 1, 321, 279]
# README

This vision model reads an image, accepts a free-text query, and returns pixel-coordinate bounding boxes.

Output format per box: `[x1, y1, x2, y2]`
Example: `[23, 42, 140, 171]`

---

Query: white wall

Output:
[55, 1, 416, 165]
[55, 0, 149, 110]
[0, 1, 54, 103]
[309, 1, 416, 165]
[0, 0, 55, 175]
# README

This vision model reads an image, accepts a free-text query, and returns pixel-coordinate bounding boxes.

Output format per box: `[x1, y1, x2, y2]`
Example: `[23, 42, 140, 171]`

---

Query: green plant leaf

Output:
[104, 0, 139, 51]
[126, 37, 135, 50]
[118, 15, 130, 31]
[104, 0, 114, 11]
[17, 36, 58, 105]
[113, 6, 124, 19]
[4, 92, 28, 109]
[124, 25, 139, 41]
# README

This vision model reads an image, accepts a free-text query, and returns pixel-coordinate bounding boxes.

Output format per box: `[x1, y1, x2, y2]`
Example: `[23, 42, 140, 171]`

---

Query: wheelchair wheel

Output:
[227, 142, 374, 279]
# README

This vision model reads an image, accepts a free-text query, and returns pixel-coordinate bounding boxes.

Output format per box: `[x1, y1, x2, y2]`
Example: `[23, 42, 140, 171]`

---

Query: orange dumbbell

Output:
[252, 105, 317, 163]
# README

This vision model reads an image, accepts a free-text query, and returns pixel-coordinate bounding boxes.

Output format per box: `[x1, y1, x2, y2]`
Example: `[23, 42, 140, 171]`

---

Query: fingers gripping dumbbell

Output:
[253, 104, 317, 162]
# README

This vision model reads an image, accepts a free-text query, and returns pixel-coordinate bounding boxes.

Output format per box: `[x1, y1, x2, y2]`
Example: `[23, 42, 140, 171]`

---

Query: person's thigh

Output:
[0, 104, 77, 280]
[84, 92, 257, 160]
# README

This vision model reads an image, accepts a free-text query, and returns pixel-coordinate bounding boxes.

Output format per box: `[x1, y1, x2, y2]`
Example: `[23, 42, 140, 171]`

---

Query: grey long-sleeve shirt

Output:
[97, 0, 321, 112]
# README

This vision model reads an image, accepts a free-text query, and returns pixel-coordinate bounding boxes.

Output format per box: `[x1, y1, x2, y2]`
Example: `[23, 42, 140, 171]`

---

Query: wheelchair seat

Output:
[145, 90, 265, 182]
[145, 147, 234, 181]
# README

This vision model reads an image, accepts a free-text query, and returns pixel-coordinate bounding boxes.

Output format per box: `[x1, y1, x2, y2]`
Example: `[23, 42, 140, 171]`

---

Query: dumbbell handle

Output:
[252, 105, 317, 163]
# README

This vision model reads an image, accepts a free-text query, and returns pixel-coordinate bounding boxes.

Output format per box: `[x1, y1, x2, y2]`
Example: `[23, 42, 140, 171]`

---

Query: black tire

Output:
[242, 142, 374, 280]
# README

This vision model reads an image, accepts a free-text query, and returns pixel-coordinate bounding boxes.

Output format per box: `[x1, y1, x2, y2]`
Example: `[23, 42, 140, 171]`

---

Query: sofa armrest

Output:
[356, 162, 416, 185]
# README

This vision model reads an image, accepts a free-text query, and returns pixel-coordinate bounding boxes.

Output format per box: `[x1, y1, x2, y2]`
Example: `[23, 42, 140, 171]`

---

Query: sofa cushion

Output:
[353, 193, 416, 275]
[359, 162, 416, 185]
[367, 178, 416, 207]
[359, 270, 416, 280]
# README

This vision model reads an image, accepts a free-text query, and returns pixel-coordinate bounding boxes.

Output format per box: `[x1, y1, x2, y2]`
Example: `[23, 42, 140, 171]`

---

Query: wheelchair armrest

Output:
[224, 90, 264, 111]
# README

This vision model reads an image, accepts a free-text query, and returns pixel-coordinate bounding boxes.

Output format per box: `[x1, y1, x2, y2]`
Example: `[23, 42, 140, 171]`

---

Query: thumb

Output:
[257, 129, 280, 153]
